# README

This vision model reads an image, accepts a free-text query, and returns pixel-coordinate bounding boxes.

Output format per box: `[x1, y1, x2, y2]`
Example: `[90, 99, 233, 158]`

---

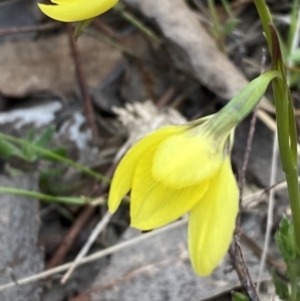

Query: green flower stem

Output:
[273, 74, 300, 252]
[253, 0, 272, 51]
[0, 186, 88, 205]
[0, 132, 110, 183]
[207, 0, 225, 51]
[254, 0, 300, 252]
[220, 0, 234, 19]
[113, 3, 161, 43]
[207, 0, 220, 37]
[207, 70, 280, 135]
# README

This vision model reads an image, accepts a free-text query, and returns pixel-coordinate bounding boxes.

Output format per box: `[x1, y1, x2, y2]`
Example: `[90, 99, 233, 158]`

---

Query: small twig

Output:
[230, 115, 258, 300]
[230, 106, 261, 301]
[242, 176, 300, 208]
[68, 253, 188, 301]
[0, 22, 60, 36]
[235, 104, 258, 238]
[67, 24, 100, 142]
[0, 219, 187, 291]
[61, 211, 112, 283]
[238, 107, 258, 206]
[239, 49, 266, 208]
[229, 236, 261, 301]
[257, 130, 278, 291]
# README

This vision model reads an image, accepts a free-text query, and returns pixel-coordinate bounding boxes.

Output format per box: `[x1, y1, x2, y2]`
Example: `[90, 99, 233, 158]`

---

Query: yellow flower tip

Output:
[188, 158, 239, 276]
[38, 0, 119, 22]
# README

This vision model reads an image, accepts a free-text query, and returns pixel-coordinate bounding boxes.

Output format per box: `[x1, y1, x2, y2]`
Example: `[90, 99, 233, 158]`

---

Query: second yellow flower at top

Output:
[38, 0, 119, 22]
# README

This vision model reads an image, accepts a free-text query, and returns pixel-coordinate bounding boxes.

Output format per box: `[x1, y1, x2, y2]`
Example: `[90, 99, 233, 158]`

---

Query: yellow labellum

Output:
[38, 0, 119, 22]
[108, 118, 239, 276]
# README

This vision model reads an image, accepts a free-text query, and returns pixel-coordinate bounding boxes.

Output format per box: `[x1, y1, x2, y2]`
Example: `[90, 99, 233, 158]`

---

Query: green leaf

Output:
[34, 126, 55, 148]
[0, 132, 108, 182]
[275, 216, 297, 263]
[21, 126, 56, 162]
[272, 271, 289, 300]
[39, 166, 66, 193]
[74, 18, 93, 40]
[25, 128, 36, 142]
[231, 292, 249, 301]
[0, 139, 25, 159]
[223, 18, 239, 36]
[22, 128, 37, 161]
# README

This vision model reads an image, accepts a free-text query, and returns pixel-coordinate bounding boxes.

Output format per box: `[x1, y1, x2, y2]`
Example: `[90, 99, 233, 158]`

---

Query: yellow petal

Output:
[108, 126, 185, 213]
[188, 158, 239, 276]
[152, 131, 223, 188]
[130, 149, 209, 230]
[38, 0, 119, 22]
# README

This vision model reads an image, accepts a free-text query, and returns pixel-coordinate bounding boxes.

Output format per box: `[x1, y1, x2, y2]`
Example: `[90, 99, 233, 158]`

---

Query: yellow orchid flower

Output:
[108, 71, 280, 276]
[38, 0, 119, 22]
[108, 118, 239, 276]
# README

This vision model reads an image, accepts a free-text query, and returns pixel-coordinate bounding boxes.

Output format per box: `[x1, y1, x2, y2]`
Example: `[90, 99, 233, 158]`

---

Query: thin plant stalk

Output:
[113, 3, 161, 43]
[0, 186, 89, 205]
[207, 0, 225, 51]
[0, 132, 109, 183]
[254, 0, 300, 252]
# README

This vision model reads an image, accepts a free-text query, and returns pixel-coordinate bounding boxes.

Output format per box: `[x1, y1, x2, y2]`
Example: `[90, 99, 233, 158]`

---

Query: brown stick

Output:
[0, 22, 60, 36]
[67, 24, 100, 143]
[229, 109, 261, 301]
[229, 236, 261, 301]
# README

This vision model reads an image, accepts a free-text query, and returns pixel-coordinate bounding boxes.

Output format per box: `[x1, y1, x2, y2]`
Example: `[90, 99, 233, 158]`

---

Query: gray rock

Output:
[91, 220, 267, 301]
[0, 174, 44, 301]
